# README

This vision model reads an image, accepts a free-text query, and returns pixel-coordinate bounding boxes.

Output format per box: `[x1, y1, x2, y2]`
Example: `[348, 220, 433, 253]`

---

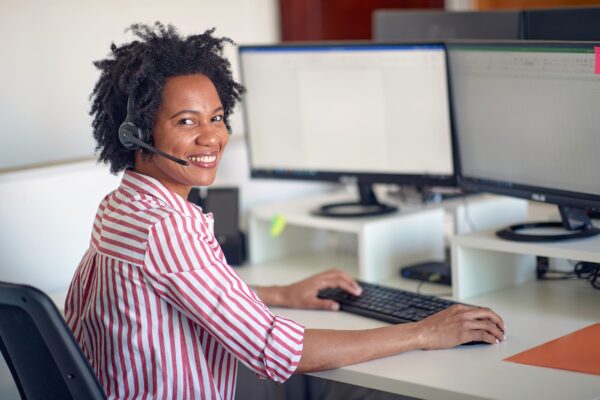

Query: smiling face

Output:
[134, 74, 228, 198]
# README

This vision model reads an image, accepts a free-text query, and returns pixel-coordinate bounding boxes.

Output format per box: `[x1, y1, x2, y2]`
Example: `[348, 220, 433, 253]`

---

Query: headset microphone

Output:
[118, 96, 189, 166]
[119, 129, 189, 166]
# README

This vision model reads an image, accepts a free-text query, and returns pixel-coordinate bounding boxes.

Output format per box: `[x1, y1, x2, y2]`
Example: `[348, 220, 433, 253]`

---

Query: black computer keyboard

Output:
[318, 281, 456, 324]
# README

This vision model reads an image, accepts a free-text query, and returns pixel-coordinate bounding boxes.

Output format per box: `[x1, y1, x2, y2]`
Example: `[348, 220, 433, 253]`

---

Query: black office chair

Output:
[0, 281, 106, 399]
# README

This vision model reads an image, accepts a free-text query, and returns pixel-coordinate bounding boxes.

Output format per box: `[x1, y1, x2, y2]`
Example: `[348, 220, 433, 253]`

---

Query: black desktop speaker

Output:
[188, 187, 246, 266]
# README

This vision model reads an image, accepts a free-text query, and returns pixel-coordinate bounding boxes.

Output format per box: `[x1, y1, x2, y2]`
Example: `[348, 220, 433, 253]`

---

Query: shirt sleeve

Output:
[142, 211, 304, 382]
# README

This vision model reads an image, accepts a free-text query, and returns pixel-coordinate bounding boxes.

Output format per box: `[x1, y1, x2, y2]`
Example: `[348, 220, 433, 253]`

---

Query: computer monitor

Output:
[239, 43, 455, 217]
[447, 41, 600, 241]
[373, 10, 521, 42]
[522, 7, 600, 41]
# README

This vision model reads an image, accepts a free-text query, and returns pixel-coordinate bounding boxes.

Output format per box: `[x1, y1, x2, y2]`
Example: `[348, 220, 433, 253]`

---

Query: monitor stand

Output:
[496, 206, 600, 242]
[312, 183, 397, 218]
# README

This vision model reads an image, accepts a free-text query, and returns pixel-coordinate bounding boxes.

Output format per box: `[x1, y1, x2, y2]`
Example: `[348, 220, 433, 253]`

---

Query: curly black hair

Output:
[90, 22, 245, 173]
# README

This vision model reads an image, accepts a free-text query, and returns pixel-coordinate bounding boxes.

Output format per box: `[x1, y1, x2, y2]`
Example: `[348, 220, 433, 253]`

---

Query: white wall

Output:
[0, 0, 277, 170]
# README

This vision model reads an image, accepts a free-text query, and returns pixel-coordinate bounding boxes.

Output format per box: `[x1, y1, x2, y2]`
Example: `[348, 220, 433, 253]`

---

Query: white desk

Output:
[49, 253, 600, 400]
[236, 258, 600, 400]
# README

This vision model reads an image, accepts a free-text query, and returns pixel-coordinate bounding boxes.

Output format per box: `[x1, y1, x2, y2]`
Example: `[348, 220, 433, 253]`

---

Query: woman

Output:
[65, 23, 505, 400]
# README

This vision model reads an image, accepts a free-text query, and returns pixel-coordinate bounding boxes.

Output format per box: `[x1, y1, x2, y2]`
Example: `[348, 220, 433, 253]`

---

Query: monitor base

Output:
[496, 221, 600, 242]
[312, 202, 397, 218]
[496, 206, 600, 242]
[312, 182, 397, 218]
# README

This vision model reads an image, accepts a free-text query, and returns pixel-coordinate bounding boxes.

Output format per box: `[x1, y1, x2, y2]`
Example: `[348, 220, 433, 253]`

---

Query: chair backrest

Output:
[0, 282, 106, 400]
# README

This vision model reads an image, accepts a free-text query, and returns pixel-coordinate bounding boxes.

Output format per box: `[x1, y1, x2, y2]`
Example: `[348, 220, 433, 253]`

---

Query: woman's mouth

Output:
[187, 154, 218, 167]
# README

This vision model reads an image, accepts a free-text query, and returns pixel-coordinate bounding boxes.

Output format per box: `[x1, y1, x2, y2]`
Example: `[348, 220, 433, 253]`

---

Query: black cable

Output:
[574, 261, 600, 290]
[416, 280, 425, 294]
[536, 256, 574, 280]
[537, 257, 600, 289]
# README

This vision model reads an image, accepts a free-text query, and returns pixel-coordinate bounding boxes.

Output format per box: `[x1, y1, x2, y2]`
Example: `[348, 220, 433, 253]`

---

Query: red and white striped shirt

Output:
[65, 170, 304, 400]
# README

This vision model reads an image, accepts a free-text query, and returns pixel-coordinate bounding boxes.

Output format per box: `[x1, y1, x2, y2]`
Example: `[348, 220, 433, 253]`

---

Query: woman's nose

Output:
[194, 124, 220, 146]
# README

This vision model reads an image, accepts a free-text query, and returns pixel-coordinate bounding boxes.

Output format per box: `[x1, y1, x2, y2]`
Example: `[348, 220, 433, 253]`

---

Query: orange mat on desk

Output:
[505, 323, 600, 376]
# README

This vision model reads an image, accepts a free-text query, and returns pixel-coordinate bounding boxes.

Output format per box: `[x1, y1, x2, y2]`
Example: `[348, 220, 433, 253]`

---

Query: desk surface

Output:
[51, 255, 600, 400]
[236, 255, 600, 400]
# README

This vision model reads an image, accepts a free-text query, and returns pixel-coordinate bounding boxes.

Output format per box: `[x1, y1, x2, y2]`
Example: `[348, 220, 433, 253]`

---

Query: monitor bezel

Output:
[238, 41, 458, 188]
[446, 40, 600, 211]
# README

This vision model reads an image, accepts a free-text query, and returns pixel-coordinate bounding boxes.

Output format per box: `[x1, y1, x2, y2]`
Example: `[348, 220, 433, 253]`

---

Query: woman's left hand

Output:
[278, 269, 363, 310]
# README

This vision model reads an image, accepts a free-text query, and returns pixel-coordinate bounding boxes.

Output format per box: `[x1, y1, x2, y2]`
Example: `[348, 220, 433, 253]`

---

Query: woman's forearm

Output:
[296, 303, 506, 373]
[253, 273, 505, 374]
[253, 284, 424, 371]
[296, 324, 422, 373]
[252, 285, 285, 306]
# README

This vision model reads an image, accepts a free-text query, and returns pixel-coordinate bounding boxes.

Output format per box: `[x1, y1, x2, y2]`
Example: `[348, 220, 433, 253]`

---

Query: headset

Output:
[118, 96, 189, 166]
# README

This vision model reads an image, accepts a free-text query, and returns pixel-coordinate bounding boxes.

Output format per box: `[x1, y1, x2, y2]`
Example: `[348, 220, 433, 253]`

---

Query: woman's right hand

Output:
[414, 304, 506, 350]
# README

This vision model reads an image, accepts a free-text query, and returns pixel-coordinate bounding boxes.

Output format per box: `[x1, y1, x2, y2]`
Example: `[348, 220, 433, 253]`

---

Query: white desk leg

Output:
[360, 209, 445, 282]
[452, 246, 537, 300]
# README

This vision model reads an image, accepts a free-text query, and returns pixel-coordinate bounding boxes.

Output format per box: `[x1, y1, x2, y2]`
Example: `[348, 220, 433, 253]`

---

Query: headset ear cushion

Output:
[118, 122, 141, 150]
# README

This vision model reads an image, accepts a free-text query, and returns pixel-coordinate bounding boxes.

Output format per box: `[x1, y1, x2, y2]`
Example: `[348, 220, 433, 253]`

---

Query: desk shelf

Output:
[452, 227, 600, 300]
[248, 192, 533, 288]
[248, 192, 446, 282]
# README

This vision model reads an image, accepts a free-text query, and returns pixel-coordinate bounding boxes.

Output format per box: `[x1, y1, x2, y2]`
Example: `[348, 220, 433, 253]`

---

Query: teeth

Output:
[187, 155, 217, 163]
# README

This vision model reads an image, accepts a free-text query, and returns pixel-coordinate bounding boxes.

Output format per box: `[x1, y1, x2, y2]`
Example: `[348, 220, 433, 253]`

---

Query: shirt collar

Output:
[120, 169, 203, 218]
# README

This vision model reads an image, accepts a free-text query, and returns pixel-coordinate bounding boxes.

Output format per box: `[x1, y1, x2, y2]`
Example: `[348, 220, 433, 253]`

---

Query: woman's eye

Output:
[212, 115, 224, 122]
[178, 118, 195, 126]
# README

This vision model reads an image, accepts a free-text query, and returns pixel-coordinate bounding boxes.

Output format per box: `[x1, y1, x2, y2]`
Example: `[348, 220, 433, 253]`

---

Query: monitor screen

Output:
[448, 41, 600, 240]
[239, 43, 454, 187]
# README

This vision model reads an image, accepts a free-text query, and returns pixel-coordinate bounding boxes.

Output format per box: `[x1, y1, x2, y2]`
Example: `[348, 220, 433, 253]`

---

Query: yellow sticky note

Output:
[270, 215, 287, 237]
